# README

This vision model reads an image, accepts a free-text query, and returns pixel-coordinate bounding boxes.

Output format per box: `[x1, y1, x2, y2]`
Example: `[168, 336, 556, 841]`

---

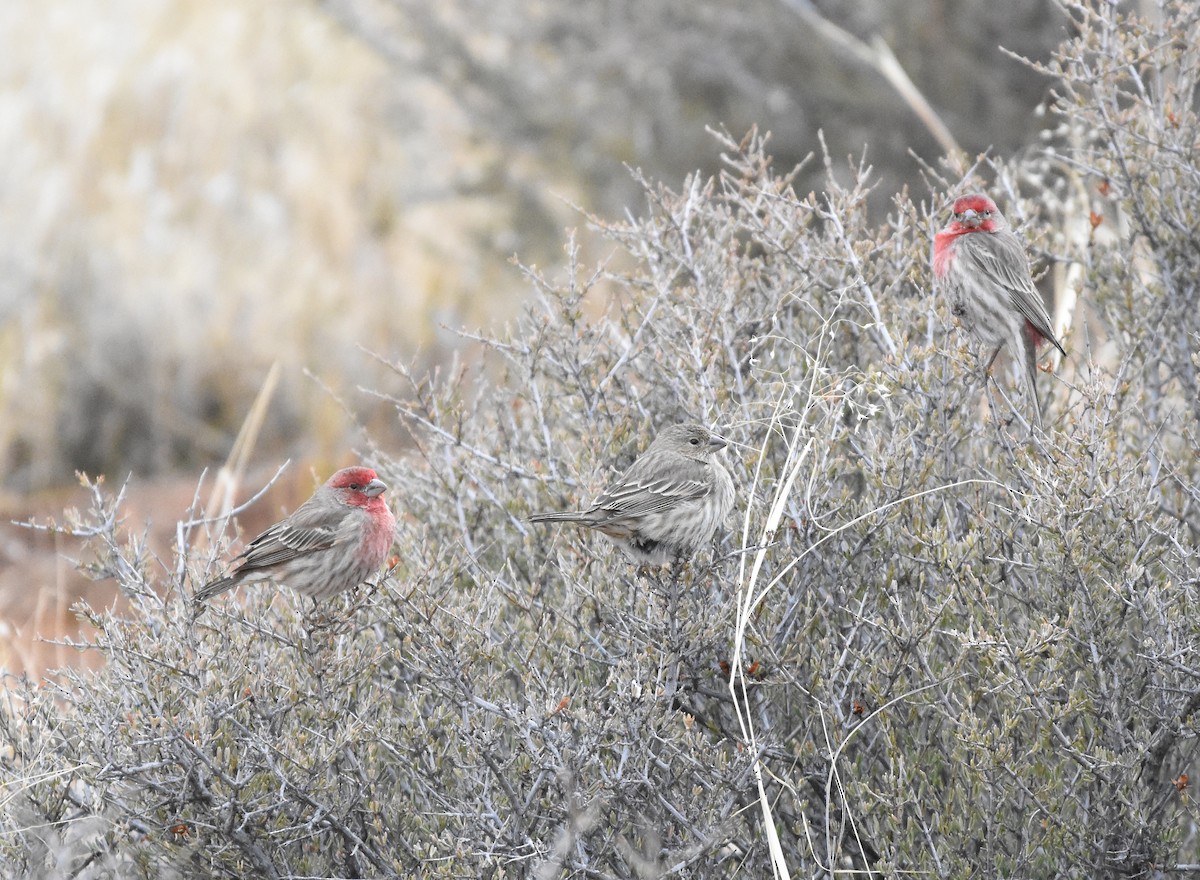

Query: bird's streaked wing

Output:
[590, 475, 711, 522]
[960, 231, 1061, 351]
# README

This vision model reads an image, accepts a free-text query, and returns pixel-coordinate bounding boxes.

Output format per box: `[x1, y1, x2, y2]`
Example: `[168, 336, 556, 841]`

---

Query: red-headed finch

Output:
[933, 192, 1067, 424]
[196, 466, 396, 603]
[529, 424, 735, 565]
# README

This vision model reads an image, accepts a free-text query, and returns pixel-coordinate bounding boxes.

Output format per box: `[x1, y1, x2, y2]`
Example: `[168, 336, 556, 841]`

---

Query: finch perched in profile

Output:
[195, 466, 397, 603]
[933, 192, 1067, 424]
[529, 423, 735, 565]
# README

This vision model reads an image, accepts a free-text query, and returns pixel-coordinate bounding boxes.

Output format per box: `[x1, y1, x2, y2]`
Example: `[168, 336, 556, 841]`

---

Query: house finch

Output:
[195, 466, 396, 603]
[933, 192, 1067, 424]
[529, 424, 736, 565]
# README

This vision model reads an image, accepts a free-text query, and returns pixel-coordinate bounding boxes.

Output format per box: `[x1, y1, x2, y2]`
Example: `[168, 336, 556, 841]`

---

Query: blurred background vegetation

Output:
[0, 0, 1064, 495]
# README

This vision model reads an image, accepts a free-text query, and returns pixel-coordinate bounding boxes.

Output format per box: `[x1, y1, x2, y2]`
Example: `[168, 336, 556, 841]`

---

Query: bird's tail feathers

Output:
[193, 576, 236, 603]
[528, 510, 590, 525]
[1022, 338, 1044, 426]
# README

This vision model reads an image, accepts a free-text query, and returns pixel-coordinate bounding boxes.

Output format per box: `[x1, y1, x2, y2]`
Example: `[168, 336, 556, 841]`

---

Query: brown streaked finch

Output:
[195, 466, 397, 603]
[933, 192, 1067, 424]
[529, 423, 735, 566]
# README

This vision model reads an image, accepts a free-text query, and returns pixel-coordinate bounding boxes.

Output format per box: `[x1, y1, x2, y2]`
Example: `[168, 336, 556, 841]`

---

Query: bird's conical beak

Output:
[364, 478, 387, 497]
[708, 434, 729, 451]
[960, 208, 981, 229]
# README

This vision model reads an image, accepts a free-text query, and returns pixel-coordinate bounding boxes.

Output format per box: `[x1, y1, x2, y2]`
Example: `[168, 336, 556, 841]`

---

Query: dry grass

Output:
[0, 0, 573, 495]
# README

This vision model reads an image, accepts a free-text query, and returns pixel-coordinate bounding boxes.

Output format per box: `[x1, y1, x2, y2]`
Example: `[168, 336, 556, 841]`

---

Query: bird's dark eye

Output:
[349, 483, 361, 490]
[690, 437, 700, 446]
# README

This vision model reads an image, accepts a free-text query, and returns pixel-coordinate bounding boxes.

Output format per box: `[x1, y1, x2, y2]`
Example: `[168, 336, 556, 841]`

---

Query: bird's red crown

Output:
[947, 193, 1001, 233]
[329, 466, 379, 491]
[327, 466, 388, 509]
